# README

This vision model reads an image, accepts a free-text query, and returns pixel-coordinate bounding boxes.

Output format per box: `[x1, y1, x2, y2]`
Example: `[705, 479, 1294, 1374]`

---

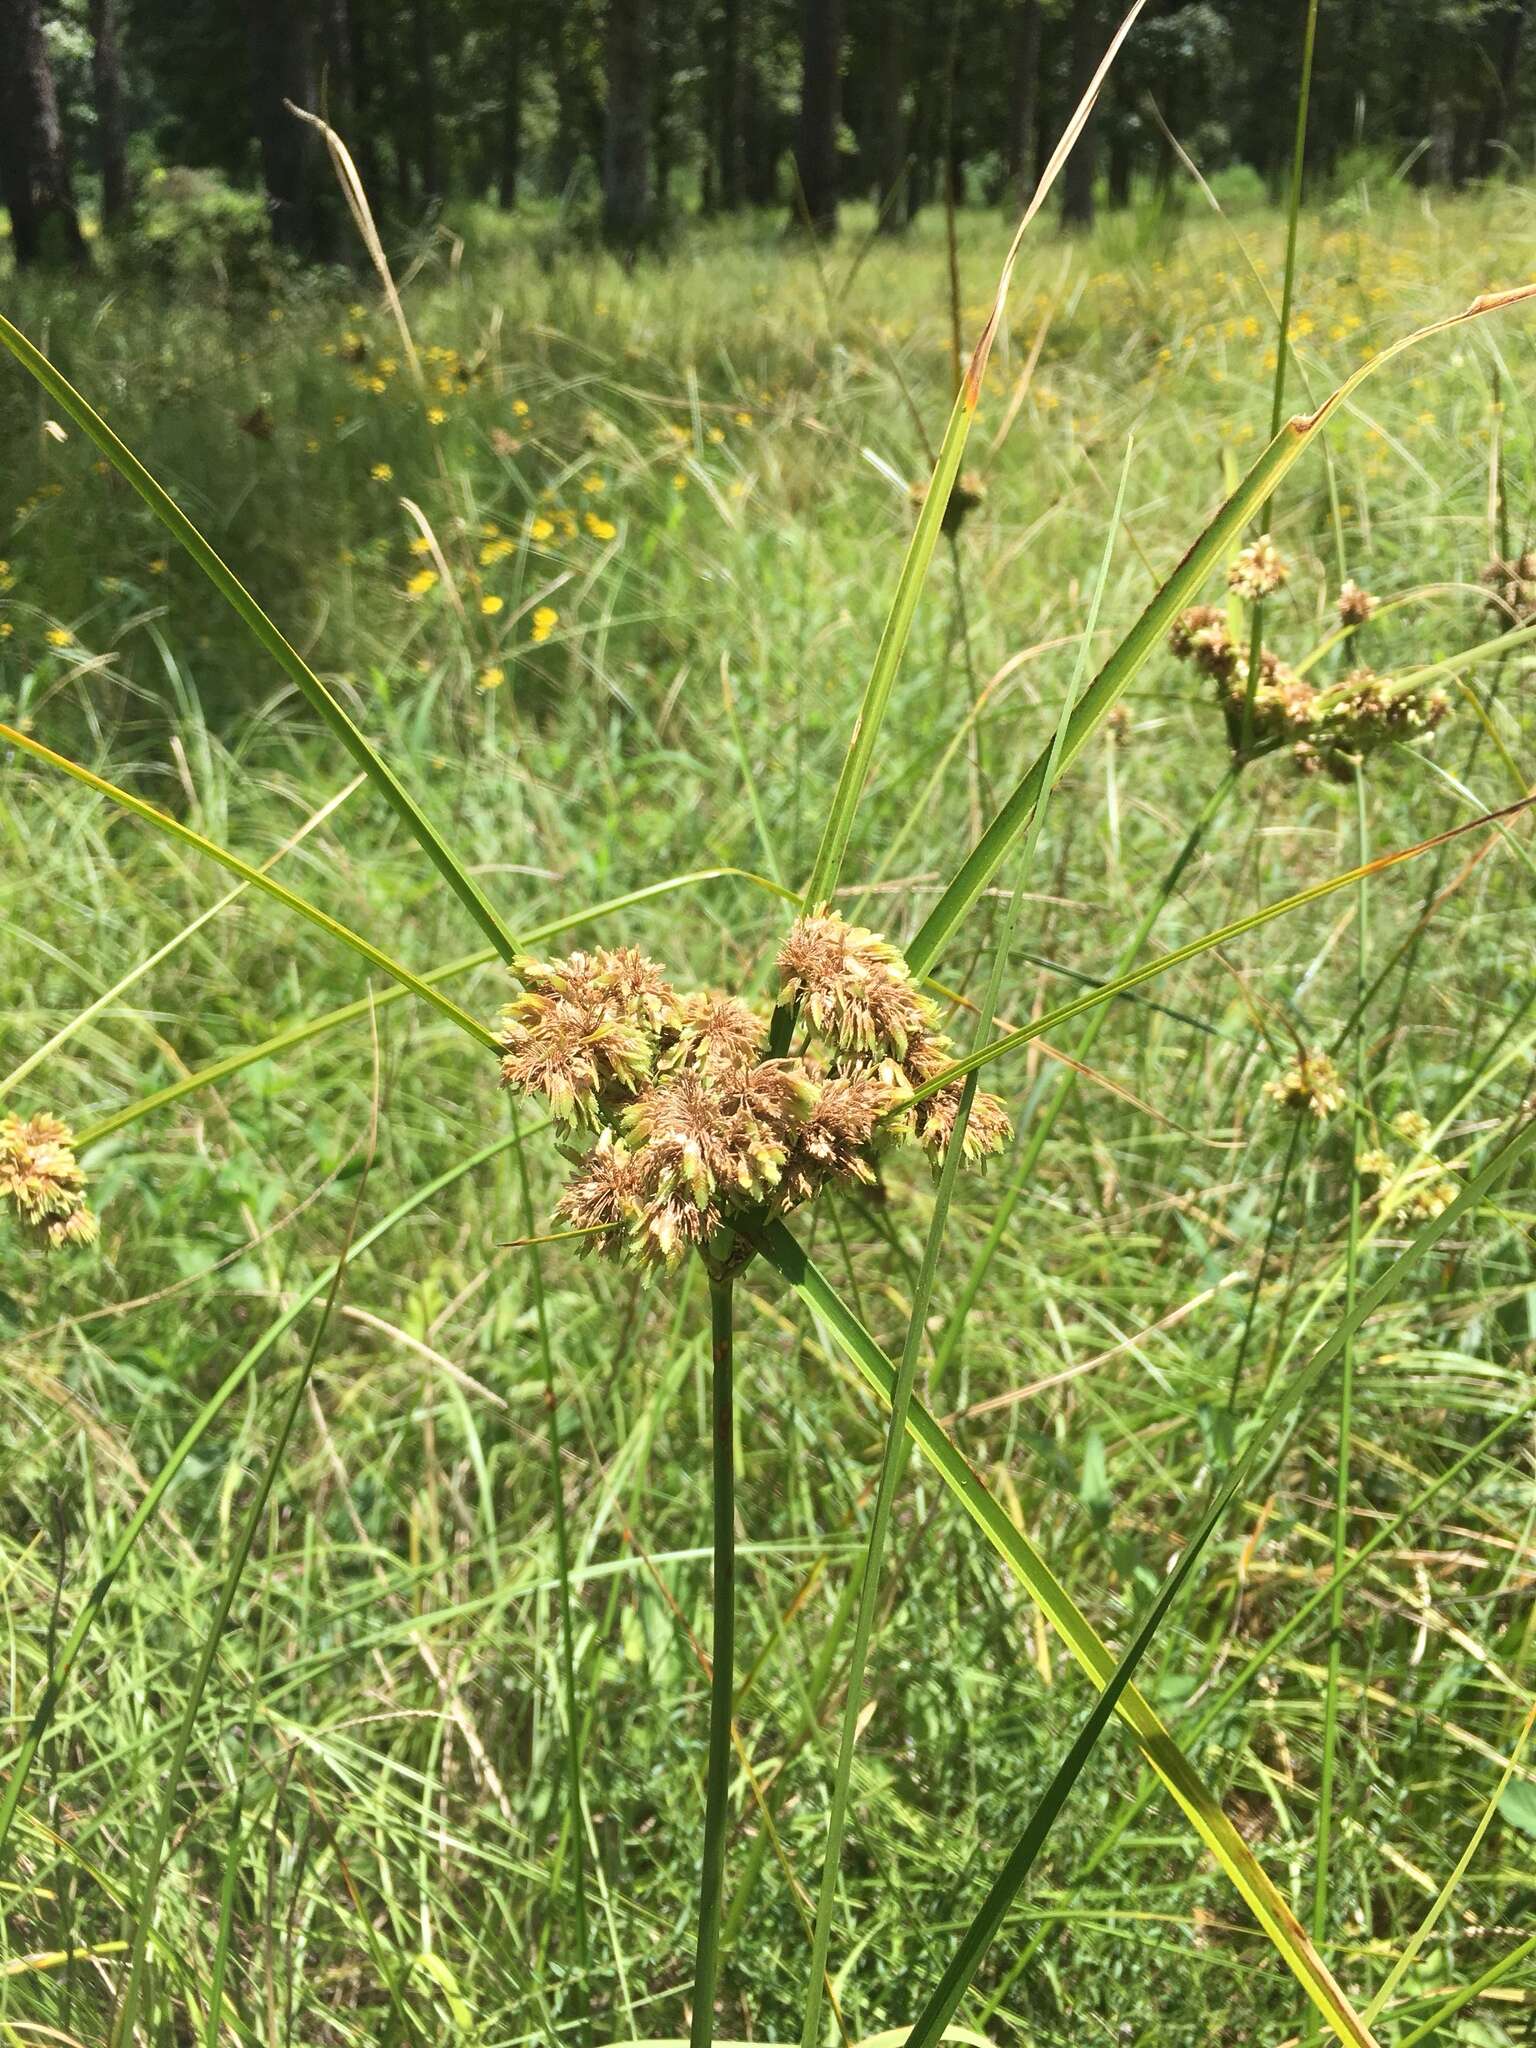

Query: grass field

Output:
[3, 177, 1536, 2048]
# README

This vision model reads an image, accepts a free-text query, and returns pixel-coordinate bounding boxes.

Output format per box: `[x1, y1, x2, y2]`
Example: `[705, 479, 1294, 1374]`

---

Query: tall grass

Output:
[3, 112, 1536, 2048]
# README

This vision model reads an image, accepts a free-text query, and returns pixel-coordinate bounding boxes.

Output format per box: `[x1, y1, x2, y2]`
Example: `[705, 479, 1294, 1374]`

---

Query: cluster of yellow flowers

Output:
[496, 912, 1011, 1270]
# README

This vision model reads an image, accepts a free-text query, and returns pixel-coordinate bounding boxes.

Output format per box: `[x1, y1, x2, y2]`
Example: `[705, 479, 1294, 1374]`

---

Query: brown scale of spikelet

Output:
[1336, 579, 1377, 627]
[0, 1113, 99, 1250]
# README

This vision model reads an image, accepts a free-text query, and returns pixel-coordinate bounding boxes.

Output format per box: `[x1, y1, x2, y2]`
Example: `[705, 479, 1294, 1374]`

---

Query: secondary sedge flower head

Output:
[499, 912, 1010, 1270]
[1264, 1051, 1346, 1121]
[0, 1113, 99, 1249]
[1336, 578, 1377, 626]
[1227, 535, 1288, 602]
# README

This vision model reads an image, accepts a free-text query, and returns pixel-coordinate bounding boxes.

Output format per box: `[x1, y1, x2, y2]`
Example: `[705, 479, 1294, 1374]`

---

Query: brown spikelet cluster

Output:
[1227, 535, 1289, 602]
[497, 914, 1012, 1269]
[1168, 555, 1449, 777]
[1482, 550, 1536, 624]
[0, 1113, 99, 1250]
[1263, 1051, 1346, 1121]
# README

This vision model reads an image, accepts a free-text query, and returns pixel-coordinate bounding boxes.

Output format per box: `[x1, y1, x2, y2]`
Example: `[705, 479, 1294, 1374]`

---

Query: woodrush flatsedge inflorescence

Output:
[496, 914, 1011, 1269]
[1168, 543, 1448, 775]
[0, 1112, 99, 1249]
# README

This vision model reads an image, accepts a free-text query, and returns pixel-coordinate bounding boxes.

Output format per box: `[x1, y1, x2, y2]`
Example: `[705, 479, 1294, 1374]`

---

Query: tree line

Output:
[0, 0, 1528, 268]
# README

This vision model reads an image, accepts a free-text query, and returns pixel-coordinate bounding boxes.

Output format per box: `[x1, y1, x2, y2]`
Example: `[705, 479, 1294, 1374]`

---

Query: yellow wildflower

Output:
[585, 512, 617, 541]
[45, 627, 72, 647]
[427, 405, 447, 426]
[405, 568, 439, 598]
[479, 664, 505, 690]
[481, 594, 504, 616]
[529, 516, 554, 543]
[531, 606, 558, 643]
[371, 462, 393, 482]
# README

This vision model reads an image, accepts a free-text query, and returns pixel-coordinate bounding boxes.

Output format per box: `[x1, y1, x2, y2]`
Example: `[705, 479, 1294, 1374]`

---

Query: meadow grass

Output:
[2, 178, 1536, 2047]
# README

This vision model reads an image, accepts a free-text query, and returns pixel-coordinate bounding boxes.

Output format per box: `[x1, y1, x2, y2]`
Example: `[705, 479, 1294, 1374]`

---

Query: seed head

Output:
[778, 911, 935, 1058]
[913, 1080, 1013, 1165]
[554, 1129, 645, 1257]
[664, 989, 766, 1075]
[0, 1113, 98, 1250]
[1482, 551, 1536, 623]
[1169, 605, 1238, 682]
[779, 1068, 903, 1206]
[1227, 535, 1288, 602]
[1264, 1052, 1345, 1121]
[1336, 579, 1376, 627]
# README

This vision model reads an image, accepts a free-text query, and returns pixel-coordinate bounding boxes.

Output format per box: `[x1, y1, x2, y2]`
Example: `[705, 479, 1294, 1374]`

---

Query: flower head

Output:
[778, 912, 935, 1058]
[0, 1113, 98, 1249]
[1264, 1052, 1345, 1121]
[1336, 578, 1376, 627]
[1227, 535, 1288, 602]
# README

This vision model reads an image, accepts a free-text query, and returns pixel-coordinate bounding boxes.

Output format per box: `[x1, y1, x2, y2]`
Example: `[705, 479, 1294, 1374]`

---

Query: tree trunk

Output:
[1106, 105, 1133, 208]
[347, 0, 381, 196]
[1475, 0, 1527, 175]
[791, 0, 842, 234]
[315, 0, 353, 126]
[602, 0, 653, 252]
[871, 5, 906, 229]
[88, 0, 130, 229]
[716, 0, 746, 210]
[411, 0, 440, 200]
[0, 0, 89, 266]
[499, 12, 522, 205]
[241, 0, 328, 256]
[1060, 0, 1098, 229]
[1003, 0, 1040, 212]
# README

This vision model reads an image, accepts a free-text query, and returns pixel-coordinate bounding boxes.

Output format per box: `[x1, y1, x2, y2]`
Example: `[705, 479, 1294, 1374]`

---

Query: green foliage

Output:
[126, 165, 280, 290]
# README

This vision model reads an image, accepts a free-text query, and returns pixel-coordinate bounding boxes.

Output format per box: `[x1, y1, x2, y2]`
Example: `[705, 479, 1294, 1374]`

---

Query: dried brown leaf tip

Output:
[497, 912, 1011, 1269]
[1, 1112, 99, 1250]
